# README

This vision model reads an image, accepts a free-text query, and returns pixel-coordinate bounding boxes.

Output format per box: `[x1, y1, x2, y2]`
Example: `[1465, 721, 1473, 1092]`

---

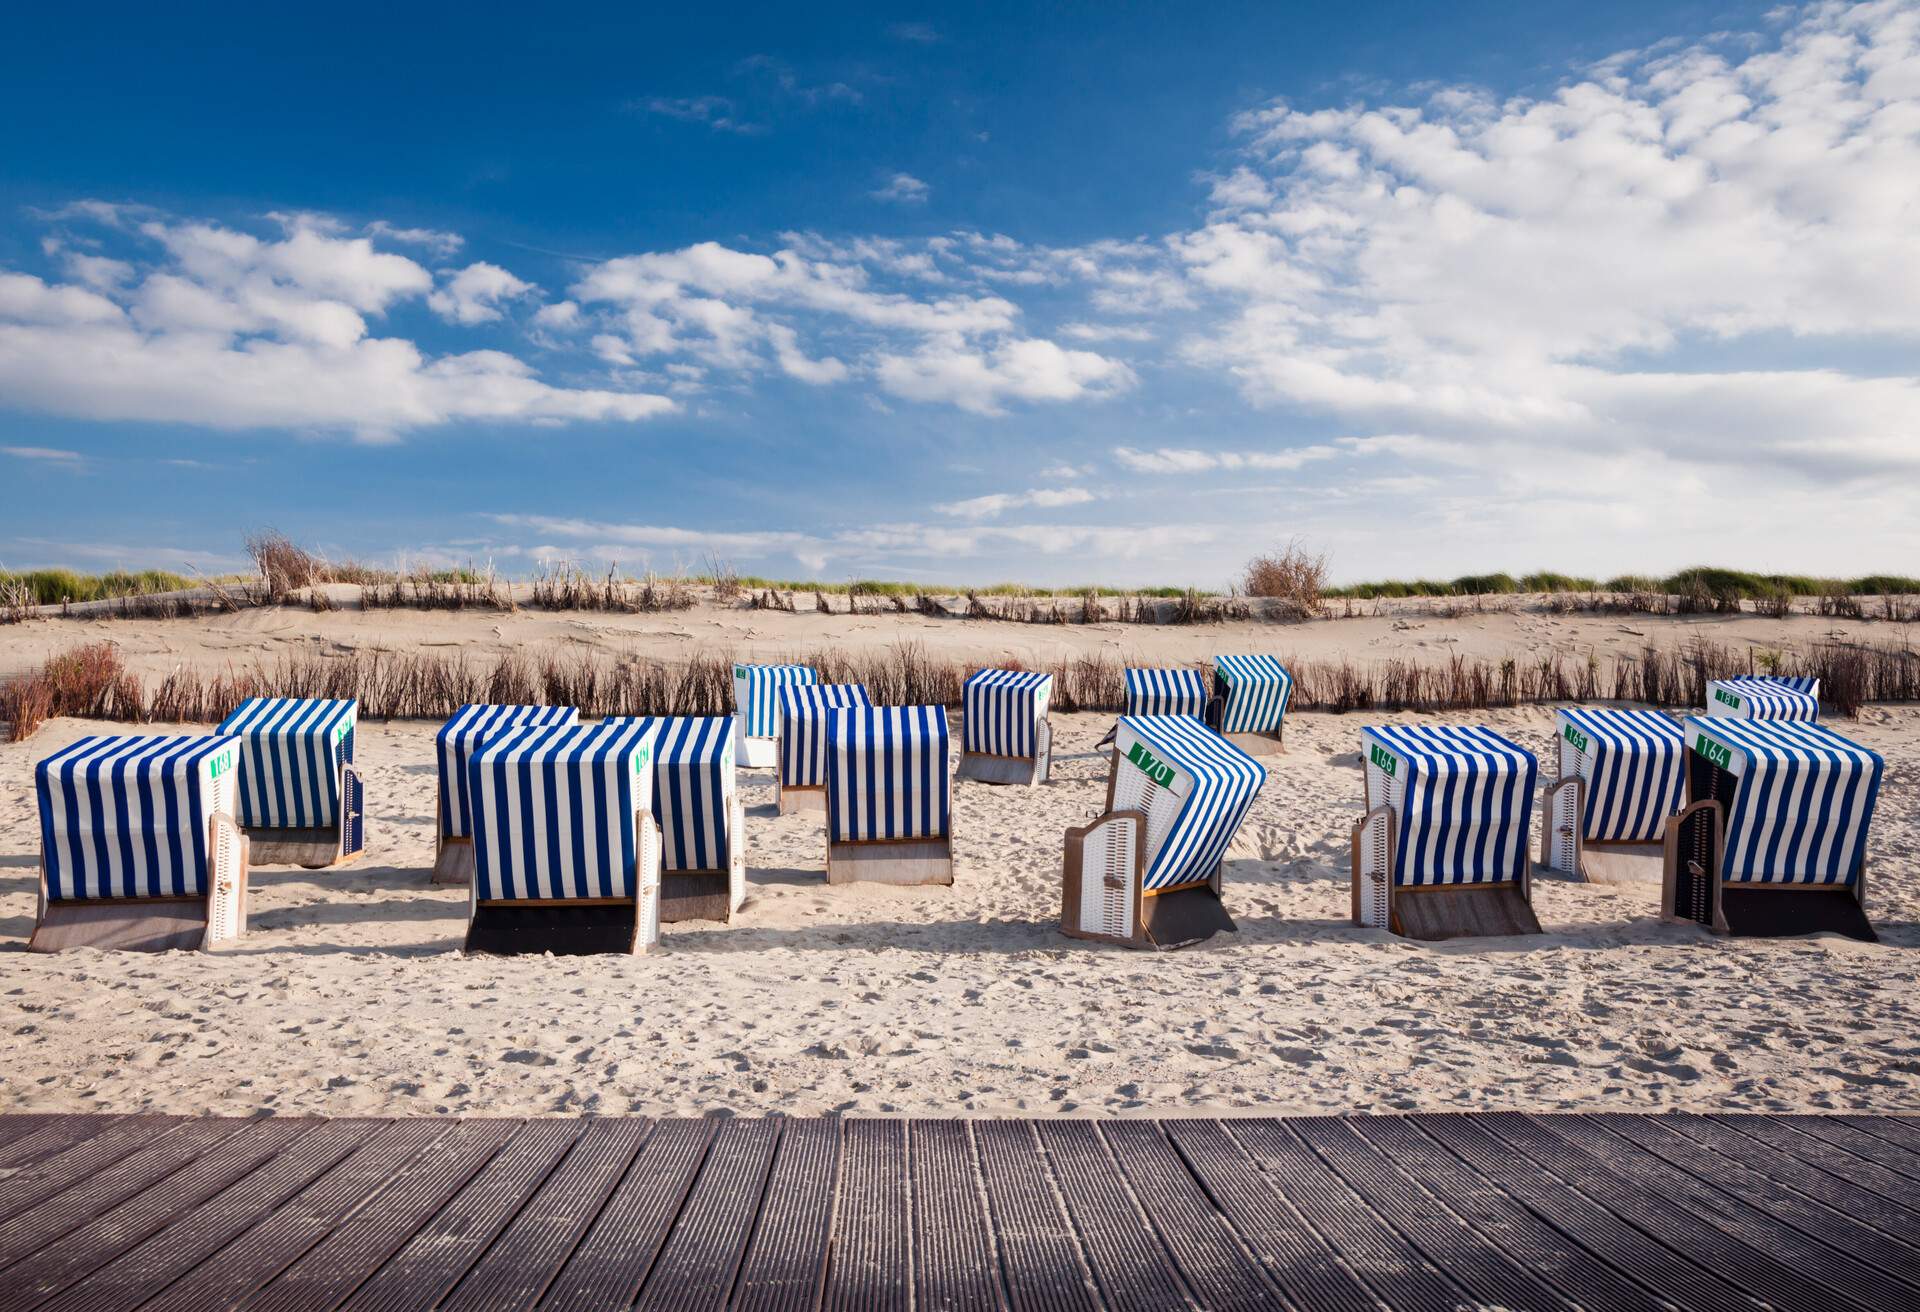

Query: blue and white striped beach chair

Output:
[733, 663, 816, 769]
[432, 703, 579, 884]
[31, 734, 248, 952]
[958, 668, 1053, 785]
[1352, 724, 1542, 940]
[465, 718, 662, 954]
[1064, 715, 1266, 949]
[608, 715, 744, 922]
[1705, 676, 1819, 722]
[776, 683, 872, 812]
[823, 706, 953, 885]
[216, 697, 363, 869]
[1666, 717, 1883, 941]
[1125, 667, 1210, 718]
[1211, 655, 1294, 754]
[1541, 708, 1685, 884]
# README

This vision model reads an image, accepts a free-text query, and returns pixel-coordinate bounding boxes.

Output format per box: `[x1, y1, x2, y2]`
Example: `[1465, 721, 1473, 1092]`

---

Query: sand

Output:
[3, 701, 1916, 1120]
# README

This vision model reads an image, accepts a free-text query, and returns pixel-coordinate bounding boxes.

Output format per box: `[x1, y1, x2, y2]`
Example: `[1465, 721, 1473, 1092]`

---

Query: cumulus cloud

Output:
[1175, 0, 1920, 490]
[427, 261, 536, 325]
[936, 486, 1098, 518]
[874, 337, 1136, 414]
[641, 95, 763, 134]
[0, 212, 673, 439]
[3, 445, 84, 465]
[872, 173, 930, 204]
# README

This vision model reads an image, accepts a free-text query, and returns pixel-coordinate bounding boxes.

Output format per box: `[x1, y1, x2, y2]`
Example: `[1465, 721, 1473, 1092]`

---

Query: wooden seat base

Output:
[1720, 887, 1876, 942]
[1392, 884, 1542, 941]
[28, 899, 212, 953]
[827, 840, 953, 886]
[776, 786, 825, 815]
[660, 871, 735, 923]
[431, 837, 474, 886]
[1580, 843, 1664, 887]
[243, 826, 356, 871]
[956, 751, 1048, 785]
[465, 902, 643, 955]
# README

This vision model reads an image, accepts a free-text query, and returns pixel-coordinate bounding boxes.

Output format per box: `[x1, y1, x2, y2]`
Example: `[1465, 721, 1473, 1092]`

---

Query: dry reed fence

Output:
[5, 638, 1917, 742]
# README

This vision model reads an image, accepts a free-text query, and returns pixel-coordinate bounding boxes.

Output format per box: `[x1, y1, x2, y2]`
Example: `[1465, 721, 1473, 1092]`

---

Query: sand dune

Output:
[3, 705, 1915, 1119]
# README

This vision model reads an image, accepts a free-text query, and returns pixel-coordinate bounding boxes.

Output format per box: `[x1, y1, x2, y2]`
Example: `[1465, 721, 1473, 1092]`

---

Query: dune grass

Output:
[9, 634, 1915, 741]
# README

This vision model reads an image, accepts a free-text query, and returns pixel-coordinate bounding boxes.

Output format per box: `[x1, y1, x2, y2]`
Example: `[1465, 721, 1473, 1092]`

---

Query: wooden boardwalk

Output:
[0, 1114, 1915, 1309]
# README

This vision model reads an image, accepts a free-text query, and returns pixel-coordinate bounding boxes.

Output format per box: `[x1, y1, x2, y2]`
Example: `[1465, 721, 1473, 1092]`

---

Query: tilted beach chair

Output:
[464, 718, 662, 955]
[1705, 675, 1819, 722]
[608, 715, 744, 923]
[30, 735, 248, 952]
[733, 663, 816, 769]
[823, 705, 953, 885]
[1351, 724, 1542, 940]
[1664, 717, 1883, 941]
[1539, 708, 1685, 886]
[1063, 715, 1266, 949]
[957, 668, 1053, 785]
[1097, 666, 1212, 748]
[432, 703, 579, 884]
[1210, 655, 1293, 755]
[215, 696, 363, 869]
[776, 683, 872, 813]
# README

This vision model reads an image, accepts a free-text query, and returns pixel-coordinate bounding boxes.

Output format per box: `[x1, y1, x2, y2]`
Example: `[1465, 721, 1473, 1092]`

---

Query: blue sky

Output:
[2, 1, 1914, 586]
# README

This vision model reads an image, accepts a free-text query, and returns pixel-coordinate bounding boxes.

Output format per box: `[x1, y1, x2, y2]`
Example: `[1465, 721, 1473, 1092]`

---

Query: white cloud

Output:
[533, 300, 582, 330]
[1175, 0, 1920, 493]
[889, 22, 941, 44]
[872, 173, 931, 204]
[1060, 321, 1156, 343]
[642, 96, 763, 134]
[936, 487, 1098, 518]
[427, 261, 536, 325]
[874, 337, 1136, 414]
[363, 221, 465, 256]
[1112, 445, 1341, 474]
[0, 213, 674, 439]
[3, 445, 84, 464]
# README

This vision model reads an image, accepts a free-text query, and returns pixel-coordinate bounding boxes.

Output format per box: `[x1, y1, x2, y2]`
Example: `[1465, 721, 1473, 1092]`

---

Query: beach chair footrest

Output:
[1719, 887, 1875, 941]
[1392, 884, 1541, 941]
[1139, 885, 1237, 949]
[465, 902, 641, 955]
[659, 871, 736, 924]
[29, 899, 211, 953]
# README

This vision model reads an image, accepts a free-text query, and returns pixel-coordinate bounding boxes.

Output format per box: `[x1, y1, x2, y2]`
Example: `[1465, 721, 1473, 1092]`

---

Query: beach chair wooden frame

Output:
[1349, 728, 1541, 941]
[1061, 749, 1234, 949]
[465, 812, 663, 956]
[957, 718, 1052, 786]
[1660, 748, 1875, 941]
[243, 761, 365, 870]
[30, 811, 250, 954]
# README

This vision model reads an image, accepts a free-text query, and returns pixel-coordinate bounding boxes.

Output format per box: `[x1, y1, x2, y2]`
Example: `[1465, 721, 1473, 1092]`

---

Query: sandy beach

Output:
[4, 614, 1916, 1118]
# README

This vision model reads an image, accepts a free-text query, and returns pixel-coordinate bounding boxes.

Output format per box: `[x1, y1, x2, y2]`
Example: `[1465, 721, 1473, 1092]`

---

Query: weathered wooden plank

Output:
[338, 1119, 585, 1312]
[236, 1118, 520, 1312]
[437, 1118, 652, 1312]
[1035, 1118, 1192, 1312]
[1838, 1114, 1920, 1162]
[1500, 1111, 1871, 1312]
[909, 1120, 1003, 1312]
[1226, 1118, 1467, 1312]
[1350, 1115, 1674, 1312]
[1099, 1120, 1282, 1311]
[823, 1118, 913, 1312]
[630, 1118, 781, 1312]
[972, 1119, 1096, 1312]
[33, 1119, 384, 1312]
[137, 1120, 454, 1312]
[1621, 1115, 1920, 1282]
[536, 1118, 718, 1312]
[1413, 1113, 1757, 1312]
[1289, 1116, 1583, 1312]
[1784, 1115, 1920, 1183]
[1722, 1114, 1920, 1205]
[0, 1116, 179, 1224]
[0, 1117, 316, 1312]
[1160, 1119, 1371, 1312]
[731, 1117, 841, 1312]
[0, 1117, 241, 1270]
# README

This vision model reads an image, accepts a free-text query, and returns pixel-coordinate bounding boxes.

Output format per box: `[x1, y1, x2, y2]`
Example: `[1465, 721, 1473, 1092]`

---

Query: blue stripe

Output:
[1124, 667, 1209, 718]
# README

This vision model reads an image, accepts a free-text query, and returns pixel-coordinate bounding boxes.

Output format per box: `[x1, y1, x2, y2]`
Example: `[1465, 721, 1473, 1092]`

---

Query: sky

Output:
[1, 0, 1916, 587]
